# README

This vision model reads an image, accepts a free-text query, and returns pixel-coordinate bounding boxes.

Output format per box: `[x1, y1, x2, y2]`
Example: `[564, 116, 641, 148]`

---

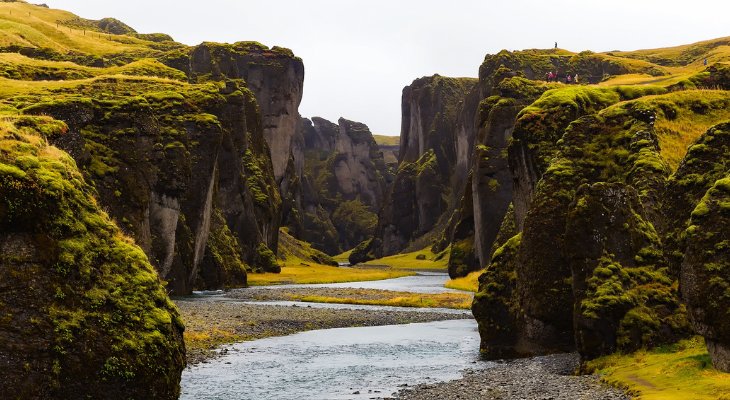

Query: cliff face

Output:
[471, 83, 730, 368]
[21, 79, 280, 295]
[373, 75, 477, 257]
[0, 117, 185, 398]
[674, 123, 730, 372]
[474, 99, 692, 360]
[176, 41, 306, 237]
[301, 117, 389, 254]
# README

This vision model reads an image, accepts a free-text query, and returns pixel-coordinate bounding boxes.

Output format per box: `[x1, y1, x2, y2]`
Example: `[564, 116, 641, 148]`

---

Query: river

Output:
[179, 272, 485, 399]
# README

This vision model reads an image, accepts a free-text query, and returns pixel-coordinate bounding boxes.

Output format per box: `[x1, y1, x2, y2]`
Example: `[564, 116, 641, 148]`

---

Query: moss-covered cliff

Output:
[300, 117, 389, 255]
[372, 75, 477, 258]
[0, 116, 185, 398]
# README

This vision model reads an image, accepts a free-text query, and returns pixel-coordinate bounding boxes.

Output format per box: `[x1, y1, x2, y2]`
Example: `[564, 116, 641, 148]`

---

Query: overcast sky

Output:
[44, 0, 730, 137]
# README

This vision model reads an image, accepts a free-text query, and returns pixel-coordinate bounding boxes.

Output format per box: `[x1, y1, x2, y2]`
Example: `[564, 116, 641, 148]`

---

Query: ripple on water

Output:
[180, 319, 491, 400]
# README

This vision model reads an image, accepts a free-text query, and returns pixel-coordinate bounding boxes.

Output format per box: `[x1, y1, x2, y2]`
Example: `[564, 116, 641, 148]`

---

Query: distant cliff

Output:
[300, 117, 391, 254]
[368, 75, 477, 259]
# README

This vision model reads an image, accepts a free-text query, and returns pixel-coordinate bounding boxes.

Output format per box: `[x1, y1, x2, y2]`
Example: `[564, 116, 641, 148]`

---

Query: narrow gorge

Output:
[2, 1, 730, 399]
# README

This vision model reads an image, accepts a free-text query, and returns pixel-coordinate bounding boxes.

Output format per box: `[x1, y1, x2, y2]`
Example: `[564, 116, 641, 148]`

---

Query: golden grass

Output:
[290, 292, 473, 310]
[372, 134, 400, 146]
[332, 249, 352, 262]
[650, 90, 730, 171]
[0, 2, 166, 56]
[586, 337, 730, 400]
[247, 260, 414, 286]
[445, 269, 482, 292]
[363, 247, 449, 270]
[0, 73, 185, 99]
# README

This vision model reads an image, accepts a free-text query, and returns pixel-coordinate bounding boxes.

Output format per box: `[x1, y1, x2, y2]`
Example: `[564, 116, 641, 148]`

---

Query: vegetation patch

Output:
[247, 262, 413, 286]
[585, 337, 730, 400]
[363, 247, 450, 270]
[445, 269, 482, 292]
[290, 291, 473, 310]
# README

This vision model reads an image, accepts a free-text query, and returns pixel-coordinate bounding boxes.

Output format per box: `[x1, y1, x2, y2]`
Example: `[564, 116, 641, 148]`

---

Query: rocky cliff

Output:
[0, 116, 185, 398]
[371, 75, 477, 258]
[177, 41, 307, 238]
[472, 78, 730, 369]
[18, 78, 280, 296]
[301, 117, 390, 254]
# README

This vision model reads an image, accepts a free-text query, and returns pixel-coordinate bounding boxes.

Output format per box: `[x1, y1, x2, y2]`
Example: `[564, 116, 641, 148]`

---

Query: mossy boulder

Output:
[682, 176, 730, 372]
[567, 183, 690, 361]
[0, 117, 185, 398]
[349, 238, 378, 265]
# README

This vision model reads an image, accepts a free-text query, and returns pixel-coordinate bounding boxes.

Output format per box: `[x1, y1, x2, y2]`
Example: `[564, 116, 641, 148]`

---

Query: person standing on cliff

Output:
[555, 42, 557, 49]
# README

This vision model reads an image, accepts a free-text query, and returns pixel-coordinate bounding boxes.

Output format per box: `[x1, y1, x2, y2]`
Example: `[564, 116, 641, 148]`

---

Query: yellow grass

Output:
[363, 247, 449, 270]
[0, 2, 168, 55]
[649, 90, 730, 171]
[586, 337, 730, 400]
[247, 260, 414, 286]
[445, 269, 482, 292]
[332, 249, 352, 262]
[290, 292, 473, 310]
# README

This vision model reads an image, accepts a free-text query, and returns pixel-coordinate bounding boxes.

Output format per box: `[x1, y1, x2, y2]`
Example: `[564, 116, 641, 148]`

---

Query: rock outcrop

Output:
[0, 116, 185, 398]
[675, 122, 730, 371]
[682, 175, 730, 372]
[22, 78, 280, 295]
[373, 75, 477, 257]
[474, 98, 693, 361]
[164, 41, 306, 238]
[301, 117, 389, 254]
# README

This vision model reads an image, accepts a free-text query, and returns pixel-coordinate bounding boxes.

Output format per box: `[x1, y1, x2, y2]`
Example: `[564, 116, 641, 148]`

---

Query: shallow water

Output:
[240, 271, 465, 294]
[180, 319, 488, 400]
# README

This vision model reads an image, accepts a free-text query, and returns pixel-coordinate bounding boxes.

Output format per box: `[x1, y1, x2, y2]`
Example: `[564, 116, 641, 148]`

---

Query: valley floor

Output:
[174, 299, 471, 366]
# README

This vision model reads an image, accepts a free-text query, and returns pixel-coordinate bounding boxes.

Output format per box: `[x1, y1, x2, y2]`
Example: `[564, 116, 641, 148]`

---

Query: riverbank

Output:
[225, 287, 473, 309]
[175, 300, 471, 366]
[393, 353, 630, 400]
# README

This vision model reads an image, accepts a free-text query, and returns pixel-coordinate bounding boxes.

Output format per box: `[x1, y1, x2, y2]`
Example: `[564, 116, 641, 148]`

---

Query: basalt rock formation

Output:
[473, 95, 706, 362]
[682, 175, 730, 372]
[179, 41, 306, 238]
[372, 75, 477, 258]
[19, 79, 281, 295]
[675, 123, 730, 372]
[301, 117, 390, 255]
[0, 116, 185, 398]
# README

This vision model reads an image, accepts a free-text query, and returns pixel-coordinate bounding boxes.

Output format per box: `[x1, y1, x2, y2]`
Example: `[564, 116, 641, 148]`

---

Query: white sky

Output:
[44, 0, 730, 137]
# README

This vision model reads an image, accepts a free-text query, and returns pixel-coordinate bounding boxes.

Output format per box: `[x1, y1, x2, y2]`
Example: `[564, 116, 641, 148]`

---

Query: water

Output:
[236, 271, 465, 294]
[180, 319, 487, 400]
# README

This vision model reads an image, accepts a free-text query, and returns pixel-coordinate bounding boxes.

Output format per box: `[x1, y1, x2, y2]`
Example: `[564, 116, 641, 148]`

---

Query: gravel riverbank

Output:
[393, 353, 630, 400]
[174, 299, 471, 366]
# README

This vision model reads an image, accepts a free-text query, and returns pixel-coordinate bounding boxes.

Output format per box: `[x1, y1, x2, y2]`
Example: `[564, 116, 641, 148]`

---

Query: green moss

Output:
[0, 116, 184, 396]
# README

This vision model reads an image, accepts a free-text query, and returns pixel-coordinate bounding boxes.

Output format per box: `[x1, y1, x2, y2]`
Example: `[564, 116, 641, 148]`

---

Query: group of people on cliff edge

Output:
[546, 71, 593, 85]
